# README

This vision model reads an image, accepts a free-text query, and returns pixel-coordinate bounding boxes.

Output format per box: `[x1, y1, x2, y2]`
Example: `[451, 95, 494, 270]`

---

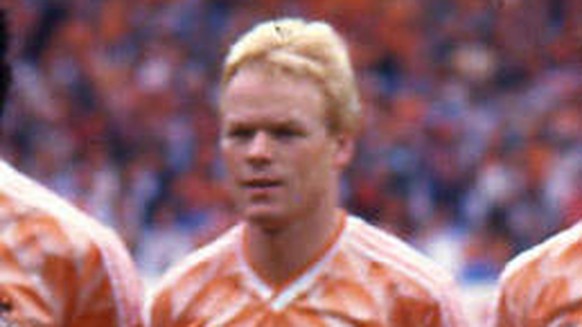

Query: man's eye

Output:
[228, 129, 254, 139]
[273, 128, 300, 139]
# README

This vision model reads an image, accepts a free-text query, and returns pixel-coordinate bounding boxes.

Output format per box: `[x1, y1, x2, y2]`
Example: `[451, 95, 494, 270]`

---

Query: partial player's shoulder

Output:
[339, 216, 466, 326]
[494, 223, 582, 327]
[0, 162, 143, 325]
[147, 224, 243, 325]
[343, 216, 456, 298]
[0, 161, 137, 270]
[0, 163, 87, 252]
[500, 222, 582, 290]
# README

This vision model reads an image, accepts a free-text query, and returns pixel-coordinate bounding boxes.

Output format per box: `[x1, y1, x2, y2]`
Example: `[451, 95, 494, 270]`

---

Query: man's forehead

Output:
[221, 108, 308, 126]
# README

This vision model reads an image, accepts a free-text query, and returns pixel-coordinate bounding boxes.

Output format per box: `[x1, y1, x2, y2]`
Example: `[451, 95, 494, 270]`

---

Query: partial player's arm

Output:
[492, 273, 582, 327]
[0, 213, 88, 326]
[67, 220, 144, 327]
[148, 288, 175, 327]
[0, 211, 143, 327]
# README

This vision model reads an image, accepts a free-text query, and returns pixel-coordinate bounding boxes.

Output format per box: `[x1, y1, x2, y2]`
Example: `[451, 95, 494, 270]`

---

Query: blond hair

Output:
[220, 18, 361, 135]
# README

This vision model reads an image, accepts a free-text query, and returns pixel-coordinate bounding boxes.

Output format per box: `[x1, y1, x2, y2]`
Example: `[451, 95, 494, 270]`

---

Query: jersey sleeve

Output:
[491, 235, 582, 327]
[147, 287, 174, 327]
[0, 212, 143, 327]
[68, 221, 144, 327]
[0, 162, 143, 326]
[492, 266, 582, 327]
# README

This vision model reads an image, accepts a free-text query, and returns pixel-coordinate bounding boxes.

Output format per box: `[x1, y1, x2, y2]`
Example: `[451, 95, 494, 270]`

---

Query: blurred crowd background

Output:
[2, 0, 582, 320]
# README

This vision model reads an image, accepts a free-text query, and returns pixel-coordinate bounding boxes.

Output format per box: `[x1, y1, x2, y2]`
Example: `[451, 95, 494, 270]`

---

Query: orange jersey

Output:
[0, 161, 143, 326]
[149, 215, 466, 327]
[491, 222, 582, 327]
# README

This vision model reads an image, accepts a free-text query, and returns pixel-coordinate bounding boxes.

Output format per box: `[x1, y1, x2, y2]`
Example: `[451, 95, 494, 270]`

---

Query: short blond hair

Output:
[220, 18, 361, 135]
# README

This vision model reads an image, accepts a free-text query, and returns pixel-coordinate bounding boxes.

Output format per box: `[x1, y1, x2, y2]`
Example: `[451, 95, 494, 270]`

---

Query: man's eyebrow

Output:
[270, 118, 302, 126]
[226, 116, 303, 126]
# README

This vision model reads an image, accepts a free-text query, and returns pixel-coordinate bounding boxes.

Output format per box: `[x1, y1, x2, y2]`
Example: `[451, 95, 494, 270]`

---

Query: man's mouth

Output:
[242, 178, 283, 193]
[242, 178, 283, 190]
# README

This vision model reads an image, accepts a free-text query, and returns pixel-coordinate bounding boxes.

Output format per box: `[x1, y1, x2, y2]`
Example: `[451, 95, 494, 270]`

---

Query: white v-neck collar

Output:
[236, 215, 350, 311]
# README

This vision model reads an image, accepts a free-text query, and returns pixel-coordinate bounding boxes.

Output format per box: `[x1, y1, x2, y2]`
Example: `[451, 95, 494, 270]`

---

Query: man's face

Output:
[220, 67, 350, 230]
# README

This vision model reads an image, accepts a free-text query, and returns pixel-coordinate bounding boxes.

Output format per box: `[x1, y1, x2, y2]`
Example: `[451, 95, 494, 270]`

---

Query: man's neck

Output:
[243, 205, 345, 290]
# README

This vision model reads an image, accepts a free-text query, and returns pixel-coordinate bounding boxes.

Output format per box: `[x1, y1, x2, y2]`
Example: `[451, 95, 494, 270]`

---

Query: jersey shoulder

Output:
[0, 161, 143, 326]
[494, 223, 582, 326]
[345, 216, 456, 291]
[341, 216, 466, 326]
[147, 224, 242, 324]
[151, 224, 243, 297]
[500, 222, 582, 292]
[0, 161, 128, 254]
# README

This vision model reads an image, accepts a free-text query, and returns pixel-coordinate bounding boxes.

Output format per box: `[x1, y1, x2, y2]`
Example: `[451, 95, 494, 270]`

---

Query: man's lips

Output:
[241, 178, 283, 190]
[242, 178, 283, 195]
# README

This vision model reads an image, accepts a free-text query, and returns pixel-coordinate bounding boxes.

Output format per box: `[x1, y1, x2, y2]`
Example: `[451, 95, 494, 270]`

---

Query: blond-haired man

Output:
[148, 18, 466, 327]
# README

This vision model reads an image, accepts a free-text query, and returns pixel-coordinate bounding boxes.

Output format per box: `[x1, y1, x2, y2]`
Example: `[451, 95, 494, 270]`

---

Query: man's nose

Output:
[247, 131, 273, 164]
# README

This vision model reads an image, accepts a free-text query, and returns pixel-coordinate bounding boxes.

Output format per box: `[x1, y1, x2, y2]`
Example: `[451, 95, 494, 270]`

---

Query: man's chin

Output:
[242, 206, 288, 232]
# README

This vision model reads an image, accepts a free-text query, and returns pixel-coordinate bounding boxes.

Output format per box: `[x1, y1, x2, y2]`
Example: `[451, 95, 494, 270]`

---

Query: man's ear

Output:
[333, 133, 355, 171]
